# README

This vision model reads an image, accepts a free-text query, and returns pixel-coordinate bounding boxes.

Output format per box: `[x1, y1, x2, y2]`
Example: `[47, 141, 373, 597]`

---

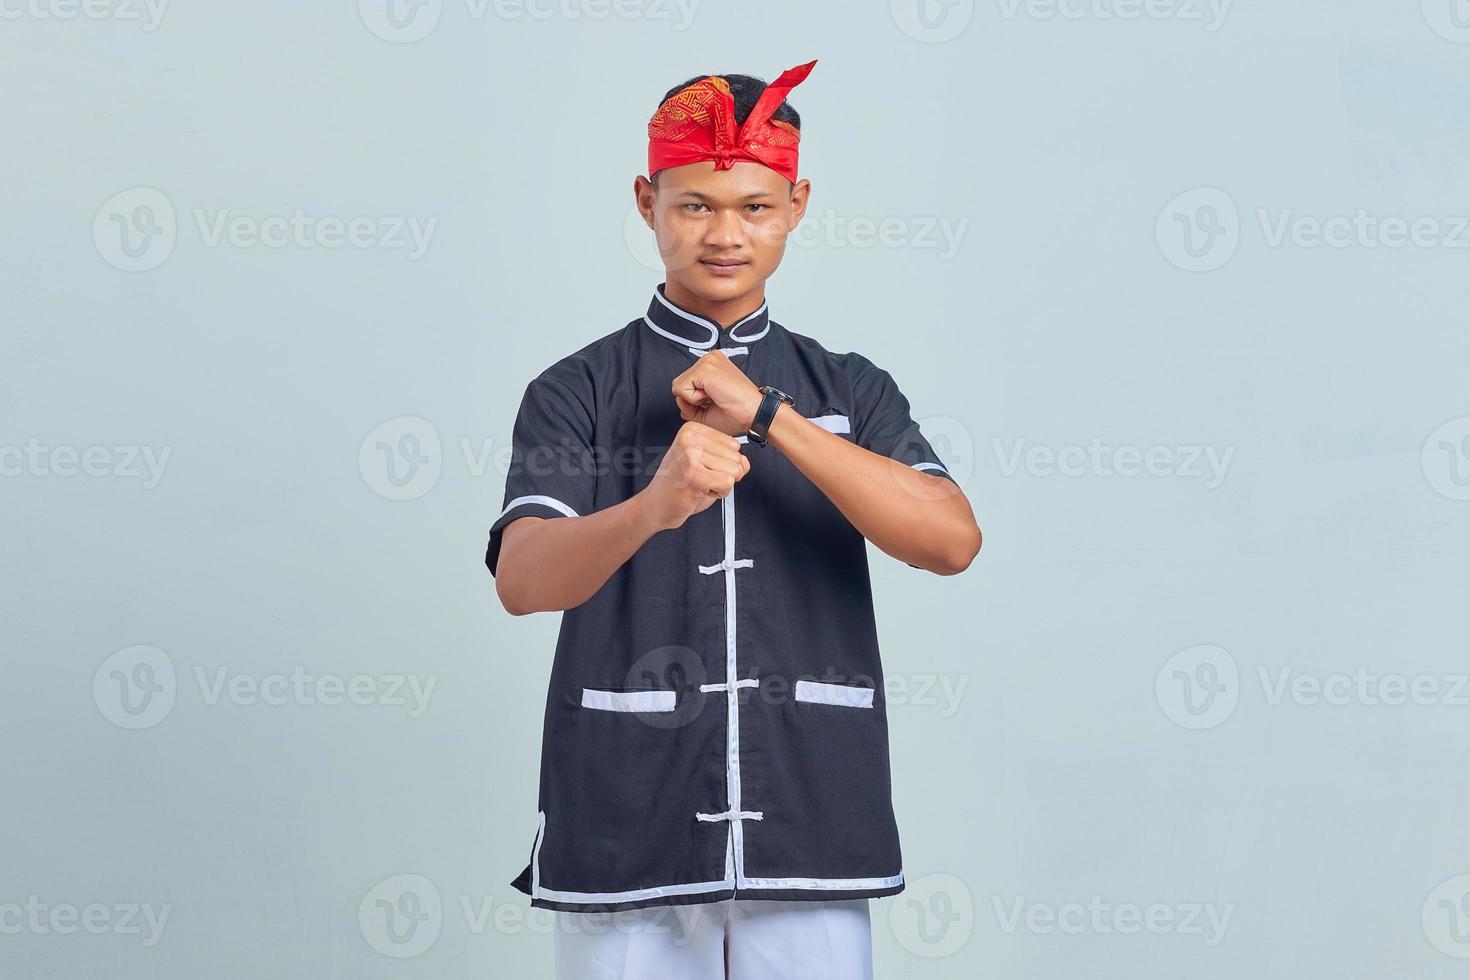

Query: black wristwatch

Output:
[747, 385, 795, 446]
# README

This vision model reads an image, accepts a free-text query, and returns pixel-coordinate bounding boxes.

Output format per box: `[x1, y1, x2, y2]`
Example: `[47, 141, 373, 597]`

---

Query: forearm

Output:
[764, 403, 981, 574]
[496, 493, 664, 614]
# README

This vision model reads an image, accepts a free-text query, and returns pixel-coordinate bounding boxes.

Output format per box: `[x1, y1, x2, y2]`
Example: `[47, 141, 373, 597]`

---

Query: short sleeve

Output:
[850, 355, 960, 486]
[485, 373, 599, 578]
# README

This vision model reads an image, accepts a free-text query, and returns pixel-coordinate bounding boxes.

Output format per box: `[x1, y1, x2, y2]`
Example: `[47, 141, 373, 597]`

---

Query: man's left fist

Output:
[671, 349, 763, 438]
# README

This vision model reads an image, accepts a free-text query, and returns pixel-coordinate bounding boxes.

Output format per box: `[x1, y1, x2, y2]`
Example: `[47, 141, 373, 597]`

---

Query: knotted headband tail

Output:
[742, 59, 816, 139]
[647, 59, 818, 184]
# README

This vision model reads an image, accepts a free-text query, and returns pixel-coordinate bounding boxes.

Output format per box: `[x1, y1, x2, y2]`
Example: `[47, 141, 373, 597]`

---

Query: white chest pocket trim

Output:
[581, 689, 677, 712]
[794, 680, 874, 709]
[807, 414, 851, 434]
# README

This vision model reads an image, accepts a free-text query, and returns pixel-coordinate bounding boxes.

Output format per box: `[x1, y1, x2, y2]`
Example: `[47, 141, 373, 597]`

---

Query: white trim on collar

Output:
[728, 314, 769, 344]
[651, 288, 720, 347]
[644, 284, 770, 351]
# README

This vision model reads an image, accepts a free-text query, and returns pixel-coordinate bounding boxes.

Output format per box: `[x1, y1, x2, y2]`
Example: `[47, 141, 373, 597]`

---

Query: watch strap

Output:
[748, 386, 791, 446]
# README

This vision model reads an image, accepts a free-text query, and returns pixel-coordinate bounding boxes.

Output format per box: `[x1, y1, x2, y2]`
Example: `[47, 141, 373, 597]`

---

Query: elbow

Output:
[494, 566, 537, 616]
[496, 578, 530, 617]
[494, 563, 581, 615]
[935, 523, 981, 576]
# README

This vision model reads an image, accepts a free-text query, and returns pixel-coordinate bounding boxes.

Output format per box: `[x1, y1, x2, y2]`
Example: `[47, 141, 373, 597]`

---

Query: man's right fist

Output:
[639, 421, 751, 531]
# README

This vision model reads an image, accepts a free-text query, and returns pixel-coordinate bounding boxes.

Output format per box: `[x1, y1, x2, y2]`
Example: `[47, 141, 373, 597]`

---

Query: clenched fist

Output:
[671, 349, 764, 437]
[638, 421, 751, 531]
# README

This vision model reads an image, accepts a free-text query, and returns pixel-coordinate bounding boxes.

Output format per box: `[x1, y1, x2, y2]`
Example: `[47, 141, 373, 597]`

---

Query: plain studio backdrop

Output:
[4, 1, 1470, 977]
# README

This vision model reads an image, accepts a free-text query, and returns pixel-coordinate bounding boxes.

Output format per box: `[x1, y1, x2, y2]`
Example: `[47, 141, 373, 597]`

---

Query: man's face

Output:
[636, 160, 810, 304]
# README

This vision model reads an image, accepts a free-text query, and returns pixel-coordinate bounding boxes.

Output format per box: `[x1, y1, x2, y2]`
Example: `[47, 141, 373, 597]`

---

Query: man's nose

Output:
[703, 210, 746, 249]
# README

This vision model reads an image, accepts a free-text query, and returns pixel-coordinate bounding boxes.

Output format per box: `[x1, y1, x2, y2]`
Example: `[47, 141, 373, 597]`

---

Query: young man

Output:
[486, 59, 982, 979]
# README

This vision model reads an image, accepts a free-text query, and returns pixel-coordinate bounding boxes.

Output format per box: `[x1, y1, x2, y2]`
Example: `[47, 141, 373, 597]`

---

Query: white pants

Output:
[552, 898, 873, 980]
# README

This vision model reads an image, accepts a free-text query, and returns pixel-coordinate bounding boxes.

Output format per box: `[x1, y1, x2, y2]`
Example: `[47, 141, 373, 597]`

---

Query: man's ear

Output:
[789, 178, 811, 229]
[634, 174, 657, 229]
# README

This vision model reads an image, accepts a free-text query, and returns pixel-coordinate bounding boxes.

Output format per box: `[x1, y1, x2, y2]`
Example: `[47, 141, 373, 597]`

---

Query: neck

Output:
[662, 279, 765, 329]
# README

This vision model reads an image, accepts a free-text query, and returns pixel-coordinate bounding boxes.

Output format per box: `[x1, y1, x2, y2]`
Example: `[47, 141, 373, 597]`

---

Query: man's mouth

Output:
[700, 258, 749, 275]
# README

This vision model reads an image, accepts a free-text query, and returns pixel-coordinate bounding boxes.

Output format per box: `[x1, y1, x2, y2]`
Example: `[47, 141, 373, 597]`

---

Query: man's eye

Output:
[684, 203, 708, 213]
[746, 204, 767, 213]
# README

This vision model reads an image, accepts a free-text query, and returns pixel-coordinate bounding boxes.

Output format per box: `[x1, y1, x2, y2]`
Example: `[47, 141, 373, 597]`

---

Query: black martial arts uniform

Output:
[486, 282, 958, 914]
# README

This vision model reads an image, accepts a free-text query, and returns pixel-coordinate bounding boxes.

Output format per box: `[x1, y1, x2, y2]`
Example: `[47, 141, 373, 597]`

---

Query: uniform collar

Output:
[643, 282, 771, 352]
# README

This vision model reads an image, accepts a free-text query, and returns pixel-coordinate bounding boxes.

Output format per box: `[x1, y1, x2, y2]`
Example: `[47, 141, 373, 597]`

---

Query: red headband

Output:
[647, 59, 817, 185]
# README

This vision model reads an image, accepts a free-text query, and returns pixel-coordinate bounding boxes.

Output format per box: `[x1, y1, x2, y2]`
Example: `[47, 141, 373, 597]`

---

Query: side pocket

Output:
[794, 680, 874, 709]
[580, 688, 677, 713]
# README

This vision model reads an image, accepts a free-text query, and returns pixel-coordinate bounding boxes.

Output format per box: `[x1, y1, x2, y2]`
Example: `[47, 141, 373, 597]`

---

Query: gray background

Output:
[4, 0, 1470, 976]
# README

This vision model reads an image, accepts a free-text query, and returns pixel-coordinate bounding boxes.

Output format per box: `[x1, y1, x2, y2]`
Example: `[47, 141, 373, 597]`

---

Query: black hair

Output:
[657, 72, 803, 130]
[651, 72, 802, 185]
